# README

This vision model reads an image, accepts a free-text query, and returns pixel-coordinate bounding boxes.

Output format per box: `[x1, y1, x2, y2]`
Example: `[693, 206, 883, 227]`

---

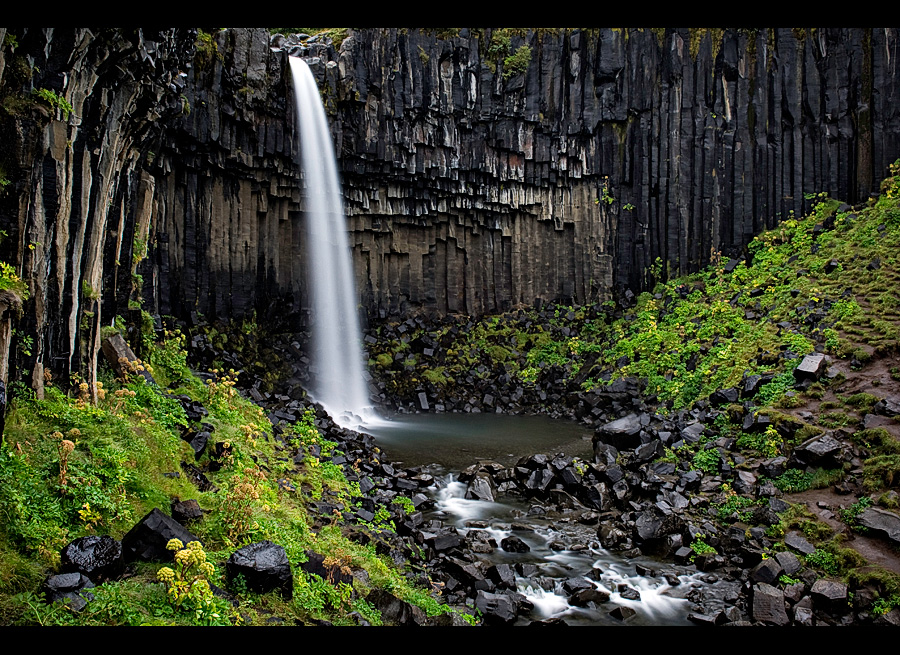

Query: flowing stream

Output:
[370, 413, 711, 625]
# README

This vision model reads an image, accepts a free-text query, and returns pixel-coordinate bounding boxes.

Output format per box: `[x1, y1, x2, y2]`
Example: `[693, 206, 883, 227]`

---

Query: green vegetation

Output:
[503, 44, 531, 80]
[692, 446, 720, 474]
[689, 536, 716, 561]
[714, 488, 758, 522]
[372, 162, 900, 423]
[31, 88, 72, 120]
[194, 30, 223, 71]
[840, 496, 874, 532]
[0, 317, 470, 626]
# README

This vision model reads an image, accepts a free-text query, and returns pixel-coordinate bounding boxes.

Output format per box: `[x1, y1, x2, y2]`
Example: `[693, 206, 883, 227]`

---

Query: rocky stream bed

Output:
[128, 311, 899, 627]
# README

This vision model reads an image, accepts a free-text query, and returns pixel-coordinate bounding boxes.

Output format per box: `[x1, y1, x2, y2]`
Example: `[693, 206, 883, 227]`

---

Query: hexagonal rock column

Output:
[121, 508, 200, 562]
[226, 540, 293, 599]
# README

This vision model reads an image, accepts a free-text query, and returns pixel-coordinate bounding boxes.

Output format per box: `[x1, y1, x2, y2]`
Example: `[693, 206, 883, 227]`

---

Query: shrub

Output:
[692, 447, 720, 474]
[503, 44, 531, 80]
[31, 88, 72, 119]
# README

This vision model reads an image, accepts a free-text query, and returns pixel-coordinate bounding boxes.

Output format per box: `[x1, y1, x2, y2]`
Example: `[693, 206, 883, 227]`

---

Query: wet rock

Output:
[570, 586, 611, 606]
[500, 535, 531, 553]
[60, 535, 124, 583]
[582, 482, 612, 511]
[43, 572, 95, 612]
[595, 414, 643, 450]
[486, 563, 516, 590]
[855, 507, 900, 546]
[475, 590, 519, 625]
[608, 605, 636, 621]
[465, 472, 496, 502]
[227, 541, 293, 599]
[121, 508, 201, 562]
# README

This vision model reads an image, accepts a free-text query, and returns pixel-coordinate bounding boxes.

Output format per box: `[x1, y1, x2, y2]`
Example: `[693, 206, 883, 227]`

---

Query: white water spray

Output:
[289, 56, 378, 428]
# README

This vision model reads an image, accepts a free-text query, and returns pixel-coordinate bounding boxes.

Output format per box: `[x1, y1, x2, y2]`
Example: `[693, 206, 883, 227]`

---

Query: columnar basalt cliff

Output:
[0, 28, 195, 396]
[1, 27, 899, 392]
[151, 27, 900, 322]
[328, 27, 900, 317]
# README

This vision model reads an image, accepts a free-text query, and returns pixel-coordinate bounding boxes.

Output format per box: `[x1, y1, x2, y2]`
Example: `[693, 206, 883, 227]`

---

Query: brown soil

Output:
[784, 487, 900, 575]
[781, 349, 900, 575]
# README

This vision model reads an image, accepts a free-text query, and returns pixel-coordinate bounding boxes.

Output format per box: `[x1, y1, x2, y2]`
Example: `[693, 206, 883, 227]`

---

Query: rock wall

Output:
[2, 27, 900, 391]
[0, 28, 195, 392]
[150, 27, 900, 323]
[329, 27, 900, 316]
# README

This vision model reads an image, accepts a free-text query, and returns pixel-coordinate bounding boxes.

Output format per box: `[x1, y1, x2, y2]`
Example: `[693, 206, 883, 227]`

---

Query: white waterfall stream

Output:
[289, 56, 379, 429]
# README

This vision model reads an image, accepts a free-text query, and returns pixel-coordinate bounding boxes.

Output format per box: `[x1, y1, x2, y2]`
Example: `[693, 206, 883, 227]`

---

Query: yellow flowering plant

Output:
[156, 539, 222, 622]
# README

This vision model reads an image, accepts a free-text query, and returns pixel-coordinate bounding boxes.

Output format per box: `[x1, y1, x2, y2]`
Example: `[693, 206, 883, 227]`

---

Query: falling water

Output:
[289, 56, 376, 428]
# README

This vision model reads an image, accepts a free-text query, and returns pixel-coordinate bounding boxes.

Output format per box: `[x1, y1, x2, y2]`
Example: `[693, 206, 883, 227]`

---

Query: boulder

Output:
[101, 333, 155, 384]
[424, 528, 462, 552]
[60, 535, 124, 583]
[486, 563, 516, 590]
[475, 590, 519, 625]
[595, 414, 643, 450]
[752, 582, 790, 625]
[792, 433, 842, 467]
[501, 535, 531, 553]
[709, 387, 739, 406]
[774, 551, 802, 577]
[121, 508, 200, 562]
[784, 531, 816, 556]
[570, 586, 611, 606]
[171, 498, 204, 524]
[810, 579, 848, 612]
[608, 605, 636, 621]
[793, 353, 826, 382]
[43, 572, 95, 612]
[465, 472, 496, 502]
[855, 507, 900, 546]
[874, 397, 900, 417]
[227, 541, 293, 599]
[366, 589, 426, 626]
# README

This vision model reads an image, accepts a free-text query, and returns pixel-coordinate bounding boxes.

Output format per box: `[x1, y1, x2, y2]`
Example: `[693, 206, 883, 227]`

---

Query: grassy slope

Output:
[0, 329, 467, 626]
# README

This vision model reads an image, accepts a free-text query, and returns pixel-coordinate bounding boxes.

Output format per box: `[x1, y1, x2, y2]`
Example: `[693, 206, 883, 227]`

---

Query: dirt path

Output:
[781, 349, 900, 576]
[784, 488, 900, 575]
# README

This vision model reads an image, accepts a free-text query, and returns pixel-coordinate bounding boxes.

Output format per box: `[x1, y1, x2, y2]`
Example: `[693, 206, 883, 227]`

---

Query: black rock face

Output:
[6, 28, 900, 395]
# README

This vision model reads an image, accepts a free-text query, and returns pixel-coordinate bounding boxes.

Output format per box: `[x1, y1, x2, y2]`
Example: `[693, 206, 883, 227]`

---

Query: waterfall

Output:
[289, 56, 376, 429]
